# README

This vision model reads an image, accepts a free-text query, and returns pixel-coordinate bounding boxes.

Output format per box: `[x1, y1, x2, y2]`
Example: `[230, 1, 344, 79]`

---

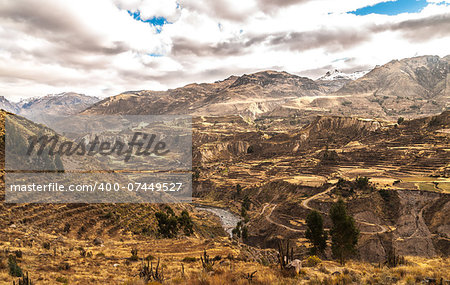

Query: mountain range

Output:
[82, 55, 449, 120]
[0, 92, 100, 121]
[1, 55, 448, 121]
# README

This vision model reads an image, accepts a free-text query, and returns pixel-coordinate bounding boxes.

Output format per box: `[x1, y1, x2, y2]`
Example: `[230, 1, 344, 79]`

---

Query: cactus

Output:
[13, 272, 32, 285]
[385, 247, 406, 268]
[139, 257, 164, 282]
[200, 250, 215, 272]
[277, 239, 293, 270]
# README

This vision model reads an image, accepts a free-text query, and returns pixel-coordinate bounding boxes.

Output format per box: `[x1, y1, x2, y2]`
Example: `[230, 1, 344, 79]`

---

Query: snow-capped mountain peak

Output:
[318, 69, 368, 81]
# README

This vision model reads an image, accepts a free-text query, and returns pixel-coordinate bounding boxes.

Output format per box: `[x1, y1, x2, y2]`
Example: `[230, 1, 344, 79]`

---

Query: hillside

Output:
[192, 111, 449, 260]
[0, 109, 449, 283]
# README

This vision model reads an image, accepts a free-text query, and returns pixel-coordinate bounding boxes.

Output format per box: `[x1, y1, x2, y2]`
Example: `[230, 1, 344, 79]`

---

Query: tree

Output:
[236, 184, 242, 198]
[329, 199, 359, 265]
[355, 176, 370, 190]
[232, 221, 243, 239]
[305, 210, 327, 256]
[155, 210, 179, 238]
[241, 225, 248, 239]
[178, 210, 194, 236]
[242, 196, 251, 211]
[397, 117, 404, 125]
[155, 207, 195, 238]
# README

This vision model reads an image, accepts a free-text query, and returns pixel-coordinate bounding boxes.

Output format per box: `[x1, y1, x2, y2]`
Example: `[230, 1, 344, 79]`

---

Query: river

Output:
[196, 205, 240, 237]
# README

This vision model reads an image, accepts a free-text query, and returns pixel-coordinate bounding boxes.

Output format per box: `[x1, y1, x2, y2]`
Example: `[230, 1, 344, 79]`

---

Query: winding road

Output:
[262, 185, 390, 235]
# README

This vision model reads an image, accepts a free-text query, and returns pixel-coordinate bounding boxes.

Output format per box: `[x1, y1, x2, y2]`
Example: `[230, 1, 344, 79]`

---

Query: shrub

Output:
[14, 250, 23, 259]
[235, 184, 242, 198]
[242, 196, 251, 211]
[321, 149, 339, 164]
[130, 249, 139, 261]
[342, 101, 353, 106]
[397, 117, 404, 124]
[96, 252, 105, 258]
[182, 257, 197, 263]
[55, 276, 69, 284]
[58, 262, 71, 270]
[63, 223, 71, 233]
[379, 189, 391, 201]
[304, 255, 322, 267]
[8, 255, 23, 277]
[78, 225, 86, 236]
[241, 226, 248, 239]
[42, 242, 51, 250]
[0, 255, 5, 270]
[355, 176, 370, 190]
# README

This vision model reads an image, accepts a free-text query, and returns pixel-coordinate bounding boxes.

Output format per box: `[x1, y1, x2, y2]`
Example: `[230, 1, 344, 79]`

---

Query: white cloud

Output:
[0, 0, 449, 100]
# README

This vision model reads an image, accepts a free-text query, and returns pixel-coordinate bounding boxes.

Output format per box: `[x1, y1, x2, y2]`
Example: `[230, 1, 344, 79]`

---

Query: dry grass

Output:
[1, 227, 449, 285]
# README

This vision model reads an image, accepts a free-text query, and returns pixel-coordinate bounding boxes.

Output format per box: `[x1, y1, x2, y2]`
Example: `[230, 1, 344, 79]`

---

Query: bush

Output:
[321, 148, 339, 164]
[43, 242, 51, 250]
[0, 255, 5, 270]
[182, 256, 197, 263]
[241, 226, 248, 239]
[304, 255, 322, 267]
[130, 249, 139, 261]
[342, 101, 353, 106]
[8, 255, 23, 277]
[58, 262, 71, 270]
[55, 276, 69, 284]
[63, 223, 71, 233]
[235, 184, 242, 198]
[78, 225, 86, 236]
[355, 176, 370, 189]
[378, 189, 391, 201]
[397, 117, 404, 124]
[14, 250, 23, 259]
[242, 196, 251, 211]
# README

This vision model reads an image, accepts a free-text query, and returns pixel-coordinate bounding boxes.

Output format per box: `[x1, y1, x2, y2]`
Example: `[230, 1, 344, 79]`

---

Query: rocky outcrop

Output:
[196, 141, 250, 163]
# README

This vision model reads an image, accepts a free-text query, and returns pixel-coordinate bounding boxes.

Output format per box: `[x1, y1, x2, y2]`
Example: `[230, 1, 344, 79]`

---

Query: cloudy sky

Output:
[0, 0, 449, 101]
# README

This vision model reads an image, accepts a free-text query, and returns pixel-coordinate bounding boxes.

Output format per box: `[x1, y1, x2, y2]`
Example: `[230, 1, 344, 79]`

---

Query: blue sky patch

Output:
[127, 10, 169, 33]
[148, 53, 163, 57]
[350, 0, 428, 16]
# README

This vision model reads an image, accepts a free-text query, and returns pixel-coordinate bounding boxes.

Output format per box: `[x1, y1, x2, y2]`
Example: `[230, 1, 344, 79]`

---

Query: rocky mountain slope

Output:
[82, 55, 449, 120]
[82, 70, 324, 117]
[0, 92, 100, 122]
[17, 92, 100, 121]
[333, 55, 449, 117]
[0, 96, 19, 113]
